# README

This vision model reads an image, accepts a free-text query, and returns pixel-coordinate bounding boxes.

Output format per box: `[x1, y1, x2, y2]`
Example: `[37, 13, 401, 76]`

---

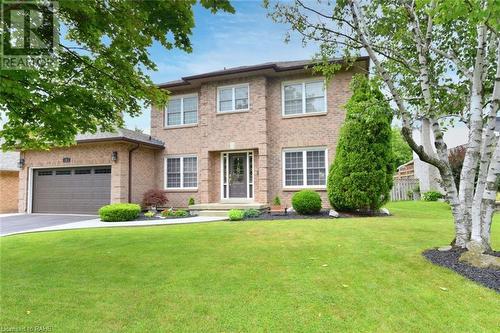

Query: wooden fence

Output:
[390, 177, 419, 201]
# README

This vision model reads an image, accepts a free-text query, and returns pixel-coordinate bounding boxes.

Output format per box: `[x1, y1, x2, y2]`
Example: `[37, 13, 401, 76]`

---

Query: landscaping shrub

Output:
[144, 211, 156, 218]
[422, 191, 444, 201]
[142, 189, 168, 209]
[244, 208, 261, 218]
[228, 209, 245, 221]
[188, 197, 195, 206]
[291, 190, 322, 215]
[273, 196, 281, 206]
[99, 203, 141, 222]
[328, 75, 394, 211]
[161, 209, 189, 218]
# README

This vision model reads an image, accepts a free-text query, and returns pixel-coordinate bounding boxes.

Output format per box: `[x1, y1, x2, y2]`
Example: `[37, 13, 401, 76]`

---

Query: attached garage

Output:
[32, 166, 112, 214]
[19, 129, 164, 214]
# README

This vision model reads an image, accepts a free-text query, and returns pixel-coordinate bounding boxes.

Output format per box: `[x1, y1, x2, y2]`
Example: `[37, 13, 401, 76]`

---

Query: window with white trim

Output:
[283, 80, 326, 116]
[165, 156, 198, 189]
[283, 148, 327, 187]
[165, 94, 198, 126]
[217, 84, 249, 112]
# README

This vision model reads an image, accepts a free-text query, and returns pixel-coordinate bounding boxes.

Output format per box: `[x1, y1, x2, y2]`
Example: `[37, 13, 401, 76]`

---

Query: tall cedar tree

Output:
[328, 75, 394, 211]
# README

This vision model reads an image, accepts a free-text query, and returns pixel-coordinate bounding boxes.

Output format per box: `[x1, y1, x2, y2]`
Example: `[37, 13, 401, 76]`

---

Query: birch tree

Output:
[267, 0, 500, 251]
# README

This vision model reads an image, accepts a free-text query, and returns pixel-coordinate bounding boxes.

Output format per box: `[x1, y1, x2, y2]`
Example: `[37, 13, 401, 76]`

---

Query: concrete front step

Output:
[189, 203, 268, 210]
[196, 210, 231, 217]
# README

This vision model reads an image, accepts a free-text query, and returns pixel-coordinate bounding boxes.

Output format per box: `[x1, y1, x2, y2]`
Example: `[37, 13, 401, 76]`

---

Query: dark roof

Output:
[76, 128, 164, 148]
[158, 56, 370, 89]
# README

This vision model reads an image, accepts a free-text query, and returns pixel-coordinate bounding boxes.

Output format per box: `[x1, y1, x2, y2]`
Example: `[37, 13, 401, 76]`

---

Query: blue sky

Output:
[124, 0, 467, 148]
[124, 1, 319, 132]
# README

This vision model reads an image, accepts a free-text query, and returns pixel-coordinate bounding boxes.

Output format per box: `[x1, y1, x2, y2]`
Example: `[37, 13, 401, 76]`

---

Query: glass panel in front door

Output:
[229, 153, 247, 198]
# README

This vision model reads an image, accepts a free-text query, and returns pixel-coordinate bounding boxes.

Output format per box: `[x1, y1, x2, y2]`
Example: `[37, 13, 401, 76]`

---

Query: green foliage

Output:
[328, 76, 394, 211]
[161, 209, 189, 218]
[0, 0, 234, 150]
[391, 127, 413, 170]
[188, 197, 195, 206]
[243, 209, 261, 218]
[144, 211, 156, 218]
[291, 190, 322, 215]
[273, 196, 281, 206]
[422, 191, 444, 202]
[228, 209, 245, 221]
[142, 189, 168, 208]
[99, 203, 141, 222]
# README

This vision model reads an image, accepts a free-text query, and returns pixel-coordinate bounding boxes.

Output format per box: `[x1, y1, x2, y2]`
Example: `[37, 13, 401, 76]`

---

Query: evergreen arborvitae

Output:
[328, 75, 394, 211]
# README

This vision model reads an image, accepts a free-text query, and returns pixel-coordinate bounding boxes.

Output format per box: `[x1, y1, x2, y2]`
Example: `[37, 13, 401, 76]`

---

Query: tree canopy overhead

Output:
[268, 0, 499, 251]
[0, 0, 234, 150]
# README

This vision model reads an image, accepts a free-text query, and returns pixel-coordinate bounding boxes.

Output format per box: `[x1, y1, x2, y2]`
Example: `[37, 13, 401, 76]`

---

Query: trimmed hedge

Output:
[228, 209, 245, 221]
[99, 203, 141, 222]
[292, 190, 322, 215]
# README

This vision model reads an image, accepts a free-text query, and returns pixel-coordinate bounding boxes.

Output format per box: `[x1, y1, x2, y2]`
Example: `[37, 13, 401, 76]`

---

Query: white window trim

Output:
[164, 155, 198, 190]
[217, 83, 250, 113]
[281, 78, 327, 117]
[164, 93, 198, 127]
[282, 147, 328, 189]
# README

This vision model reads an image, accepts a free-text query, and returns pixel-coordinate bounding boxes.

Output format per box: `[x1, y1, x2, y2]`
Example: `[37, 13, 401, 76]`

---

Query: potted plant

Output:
[270, 196, 286, 214]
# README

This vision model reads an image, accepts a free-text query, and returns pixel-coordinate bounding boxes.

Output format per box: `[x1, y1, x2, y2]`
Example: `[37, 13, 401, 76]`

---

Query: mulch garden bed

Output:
[247, 209, 388, 220]
[423, 248, 500, 292]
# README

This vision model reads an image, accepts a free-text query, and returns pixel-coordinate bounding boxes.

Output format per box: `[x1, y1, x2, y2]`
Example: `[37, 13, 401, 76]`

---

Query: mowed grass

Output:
[0, 202, 499, 332]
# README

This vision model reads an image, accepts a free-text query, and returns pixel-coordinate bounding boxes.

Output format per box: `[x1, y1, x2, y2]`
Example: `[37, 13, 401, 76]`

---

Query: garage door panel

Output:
[33, 166, 111, 214]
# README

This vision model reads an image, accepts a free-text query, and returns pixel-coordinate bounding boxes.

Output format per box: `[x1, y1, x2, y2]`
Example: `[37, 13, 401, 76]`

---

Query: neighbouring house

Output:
[0, 150, 20, 213]
[17, 57, 369, 214]
[394, 160, 415, 179]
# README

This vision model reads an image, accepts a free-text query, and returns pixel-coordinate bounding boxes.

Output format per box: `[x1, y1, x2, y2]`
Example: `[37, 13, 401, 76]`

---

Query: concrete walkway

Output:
[1, 215, 228, 237]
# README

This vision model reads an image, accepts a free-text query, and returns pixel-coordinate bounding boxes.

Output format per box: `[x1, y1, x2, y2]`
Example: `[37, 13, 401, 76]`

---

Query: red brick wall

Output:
[0, 171, 19, 213]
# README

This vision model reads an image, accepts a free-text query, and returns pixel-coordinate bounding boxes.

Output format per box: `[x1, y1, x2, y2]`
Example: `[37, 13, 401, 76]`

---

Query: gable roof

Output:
[158, 56, 370, 89]
[76, 128, 164, 149]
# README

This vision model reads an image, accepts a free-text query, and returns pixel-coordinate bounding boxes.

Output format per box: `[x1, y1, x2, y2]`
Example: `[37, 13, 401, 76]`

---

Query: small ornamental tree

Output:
[328, 75, 394, 211]
[142, 189, 168, 210]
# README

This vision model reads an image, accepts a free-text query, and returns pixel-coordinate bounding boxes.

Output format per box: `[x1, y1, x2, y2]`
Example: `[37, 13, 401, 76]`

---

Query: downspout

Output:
[128, 144, 140, 203]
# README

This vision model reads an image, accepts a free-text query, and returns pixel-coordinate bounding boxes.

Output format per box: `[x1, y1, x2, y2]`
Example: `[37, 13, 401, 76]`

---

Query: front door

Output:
[228, 153, 247, 198]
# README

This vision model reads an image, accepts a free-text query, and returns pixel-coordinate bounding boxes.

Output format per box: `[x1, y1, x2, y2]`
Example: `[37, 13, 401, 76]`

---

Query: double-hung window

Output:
[282, 79, 326, 116]
[165, 156, 198, 189]
[217, 83, 249, 112]
[165, 94, 198, 127]
[283, 148, 327, 188]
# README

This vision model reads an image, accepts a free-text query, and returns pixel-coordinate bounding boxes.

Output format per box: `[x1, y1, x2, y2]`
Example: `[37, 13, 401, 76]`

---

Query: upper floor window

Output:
[165, 155, 198, 189]
[282, 79, 326, 116]
[165, 94, 198, 127]
[217, 83, 249, 113]
[283, 148, 327, 188]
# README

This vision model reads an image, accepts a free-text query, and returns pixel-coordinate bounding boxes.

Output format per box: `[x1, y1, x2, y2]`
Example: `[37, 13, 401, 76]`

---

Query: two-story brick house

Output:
[152, 57, 369, 209]
[16, 57, 368, 214]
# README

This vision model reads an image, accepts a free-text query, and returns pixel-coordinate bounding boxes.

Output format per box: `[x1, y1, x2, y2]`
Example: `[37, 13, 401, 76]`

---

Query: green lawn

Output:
[1, 202, 499, 332]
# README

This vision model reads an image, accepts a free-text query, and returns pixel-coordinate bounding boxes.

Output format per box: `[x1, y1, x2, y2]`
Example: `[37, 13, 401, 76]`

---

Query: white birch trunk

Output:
[471, 40, 500, 245]
[457, 25, 487, 245]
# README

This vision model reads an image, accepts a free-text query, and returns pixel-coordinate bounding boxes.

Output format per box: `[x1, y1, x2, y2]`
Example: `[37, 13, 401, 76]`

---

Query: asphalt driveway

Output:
[0, 214, 97, 236]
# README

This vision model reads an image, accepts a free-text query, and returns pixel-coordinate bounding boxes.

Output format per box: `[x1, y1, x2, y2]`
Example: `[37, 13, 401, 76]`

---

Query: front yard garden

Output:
[1, 201, 498, 332]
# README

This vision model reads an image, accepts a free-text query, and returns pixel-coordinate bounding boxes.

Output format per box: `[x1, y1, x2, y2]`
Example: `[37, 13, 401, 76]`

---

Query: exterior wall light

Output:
[111, 151, 118, 161]
[17, 158, 25, 169]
